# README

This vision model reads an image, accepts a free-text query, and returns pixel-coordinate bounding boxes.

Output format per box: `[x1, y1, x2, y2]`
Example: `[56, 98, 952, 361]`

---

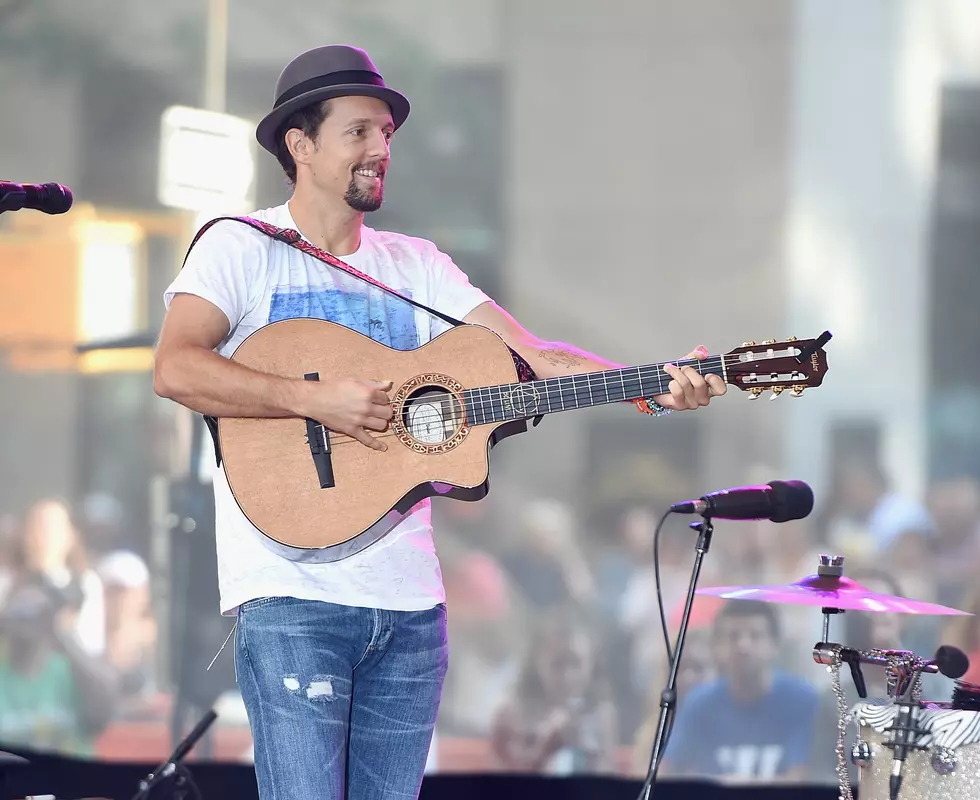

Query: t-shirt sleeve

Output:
[163, 221, 267, 333]
[425, 246, 492, 330]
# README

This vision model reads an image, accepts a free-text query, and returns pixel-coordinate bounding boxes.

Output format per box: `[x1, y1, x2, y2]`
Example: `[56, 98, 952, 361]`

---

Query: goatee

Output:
[344, 179, 383, 212]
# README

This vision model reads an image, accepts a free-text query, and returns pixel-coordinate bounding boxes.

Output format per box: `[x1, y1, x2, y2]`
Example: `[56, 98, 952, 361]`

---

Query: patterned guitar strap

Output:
[179, 216, 540, 466]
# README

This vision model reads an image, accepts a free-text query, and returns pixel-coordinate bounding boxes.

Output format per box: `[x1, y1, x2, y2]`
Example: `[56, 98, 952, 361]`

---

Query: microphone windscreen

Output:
[767, 480, 814, 523]
[39, 183, 73, 214]
[936, 645, 970, 680]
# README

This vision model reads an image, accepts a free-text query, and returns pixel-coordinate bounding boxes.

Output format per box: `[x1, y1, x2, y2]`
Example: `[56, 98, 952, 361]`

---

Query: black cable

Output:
[653, 508, 675, 664]
[175, 764, 204, 800]
[638, 507, 681, 799]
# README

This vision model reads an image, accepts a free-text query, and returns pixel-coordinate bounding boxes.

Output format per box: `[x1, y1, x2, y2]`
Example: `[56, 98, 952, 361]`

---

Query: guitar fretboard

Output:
[462, 356, 727, 426]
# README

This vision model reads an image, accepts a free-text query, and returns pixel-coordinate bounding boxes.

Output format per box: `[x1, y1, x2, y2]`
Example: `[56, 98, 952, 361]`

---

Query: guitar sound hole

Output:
[403, 388, 464, 445]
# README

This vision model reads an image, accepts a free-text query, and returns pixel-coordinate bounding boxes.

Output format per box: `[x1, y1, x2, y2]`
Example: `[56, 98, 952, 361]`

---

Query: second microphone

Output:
[670, 480, 814, 523]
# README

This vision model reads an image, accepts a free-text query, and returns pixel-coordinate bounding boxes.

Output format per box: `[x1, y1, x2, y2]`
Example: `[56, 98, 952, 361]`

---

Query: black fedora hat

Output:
[256, 44, 410, 155]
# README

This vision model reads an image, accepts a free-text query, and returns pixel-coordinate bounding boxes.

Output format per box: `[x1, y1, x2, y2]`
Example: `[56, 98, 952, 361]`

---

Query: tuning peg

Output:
[791, 384, 805, 397]
[770, 386, 783, 400]
[742, 341, 757, 347]
[762, 339, 777, 345]
[787, 336, 799, 342]
[748, 387, 763, 399]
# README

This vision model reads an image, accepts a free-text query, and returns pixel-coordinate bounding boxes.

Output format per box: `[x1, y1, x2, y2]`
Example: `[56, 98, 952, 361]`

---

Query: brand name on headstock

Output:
[810, 353, 820, 373]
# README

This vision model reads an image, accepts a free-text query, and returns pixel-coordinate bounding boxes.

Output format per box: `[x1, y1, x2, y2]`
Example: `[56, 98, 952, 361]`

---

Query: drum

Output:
[851, 700, 980, 800]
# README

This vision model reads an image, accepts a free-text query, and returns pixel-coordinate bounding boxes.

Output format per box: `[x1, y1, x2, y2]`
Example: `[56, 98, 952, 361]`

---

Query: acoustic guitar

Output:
[216, 319, 832, 562]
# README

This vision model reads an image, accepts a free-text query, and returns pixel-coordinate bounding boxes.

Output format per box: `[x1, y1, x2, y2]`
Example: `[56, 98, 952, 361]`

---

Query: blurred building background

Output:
[1, 0, 980, 788]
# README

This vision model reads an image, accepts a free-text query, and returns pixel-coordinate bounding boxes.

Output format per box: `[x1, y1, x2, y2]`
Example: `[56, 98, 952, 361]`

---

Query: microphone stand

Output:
[637, 515, 715, 800]
[132, 709, 217, 800]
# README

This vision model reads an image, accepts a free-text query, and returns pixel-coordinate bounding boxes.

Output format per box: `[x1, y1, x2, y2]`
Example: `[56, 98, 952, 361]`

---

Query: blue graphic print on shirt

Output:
[663, 672, 819, 779]
[268, 287, 419, 351]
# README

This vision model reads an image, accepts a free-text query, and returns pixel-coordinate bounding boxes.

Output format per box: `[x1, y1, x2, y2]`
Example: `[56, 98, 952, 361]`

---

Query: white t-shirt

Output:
[163, 203, 491, 615]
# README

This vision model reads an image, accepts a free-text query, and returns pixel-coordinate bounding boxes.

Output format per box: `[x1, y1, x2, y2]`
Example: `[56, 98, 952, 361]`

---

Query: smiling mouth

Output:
[354, 168, 383, 180]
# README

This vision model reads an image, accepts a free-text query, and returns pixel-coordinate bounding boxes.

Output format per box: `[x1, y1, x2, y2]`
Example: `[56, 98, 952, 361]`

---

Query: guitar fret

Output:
[469, 389, 479, 426]
[544, 378, 557, 413]
[477, 387, 488, 425]
[479, 386, 490, 425]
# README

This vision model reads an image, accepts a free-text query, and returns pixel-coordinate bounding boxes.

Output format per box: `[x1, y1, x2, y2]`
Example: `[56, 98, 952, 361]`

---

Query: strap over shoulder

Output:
[183, 215, 466, 328]
[180, 214, 538, 467]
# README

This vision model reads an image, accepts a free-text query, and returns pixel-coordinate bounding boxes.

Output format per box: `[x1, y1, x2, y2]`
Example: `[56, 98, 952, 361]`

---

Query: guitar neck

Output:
[462, 355, 728, 426]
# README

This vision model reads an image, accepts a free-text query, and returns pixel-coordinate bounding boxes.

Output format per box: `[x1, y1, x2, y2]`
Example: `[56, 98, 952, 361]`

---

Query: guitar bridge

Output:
[304, 373, 335, 489]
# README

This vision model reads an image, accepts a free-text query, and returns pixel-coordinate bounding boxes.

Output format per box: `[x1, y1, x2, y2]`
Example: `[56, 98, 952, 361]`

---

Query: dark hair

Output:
[274, 100, 332, 185]
[714, 600, 781, 641]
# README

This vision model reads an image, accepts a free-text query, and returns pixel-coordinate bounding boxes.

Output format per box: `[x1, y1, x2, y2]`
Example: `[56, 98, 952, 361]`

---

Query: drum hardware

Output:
[929, 745, 958, 776]
[952, 681, 980, 712]
[849, 699, 980, 799]
[852, 739, 872, 768]
[699, 554, 975, 800]
[882, 695, 930, 800]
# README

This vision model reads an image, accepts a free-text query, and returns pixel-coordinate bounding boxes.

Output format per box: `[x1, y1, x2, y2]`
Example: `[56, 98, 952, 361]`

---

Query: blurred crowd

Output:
[431, 455, 980, 783]
[1, 456, 979, 786]
[0, 496, 157, 755]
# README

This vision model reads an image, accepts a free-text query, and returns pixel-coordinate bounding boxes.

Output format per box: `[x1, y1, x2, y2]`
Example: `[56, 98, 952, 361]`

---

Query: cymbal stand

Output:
[815, 554, 847, 641]
[814, 555, 854, 800]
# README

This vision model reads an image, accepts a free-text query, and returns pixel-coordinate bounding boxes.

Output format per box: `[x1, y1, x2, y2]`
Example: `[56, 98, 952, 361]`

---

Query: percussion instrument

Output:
[699, 554, 975, 799]
[851, 700, 980, 800]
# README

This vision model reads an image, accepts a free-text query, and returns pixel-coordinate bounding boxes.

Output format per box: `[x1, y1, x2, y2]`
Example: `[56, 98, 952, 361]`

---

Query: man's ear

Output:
[285, 128, 313, 166]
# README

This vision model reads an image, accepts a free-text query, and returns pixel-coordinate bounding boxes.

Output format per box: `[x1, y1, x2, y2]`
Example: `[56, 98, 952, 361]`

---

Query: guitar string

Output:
[310, 351, 813, 446]
[315, 353, 811, 445]
[316, 357, 730, 445]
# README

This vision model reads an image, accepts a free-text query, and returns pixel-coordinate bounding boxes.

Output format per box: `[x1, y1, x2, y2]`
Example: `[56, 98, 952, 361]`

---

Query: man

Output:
[659, 600, 819, 784]
[153, 44, 726, 799]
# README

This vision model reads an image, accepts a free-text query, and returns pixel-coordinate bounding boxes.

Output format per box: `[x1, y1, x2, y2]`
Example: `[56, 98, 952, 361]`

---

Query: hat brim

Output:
[256, 84, 410, 155]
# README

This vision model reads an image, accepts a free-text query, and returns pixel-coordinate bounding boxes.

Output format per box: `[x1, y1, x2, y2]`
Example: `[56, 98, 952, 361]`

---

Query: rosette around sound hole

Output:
[402, 387, 465, 445]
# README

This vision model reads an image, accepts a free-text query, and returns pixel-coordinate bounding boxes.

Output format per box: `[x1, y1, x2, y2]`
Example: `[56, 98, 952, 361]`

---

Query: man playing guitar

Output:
[153, 43, 725, 800]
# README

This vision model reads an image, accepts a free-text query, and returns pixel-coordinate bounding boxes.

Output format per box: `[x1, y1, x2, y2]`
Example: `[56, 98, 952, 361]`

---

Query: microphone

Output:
[670, 480, 814, 523]
[889, 700, 918, 800]
[812, 642, 970, 680]
[0, 181, 74, 214]
[923, 644, 971, 679]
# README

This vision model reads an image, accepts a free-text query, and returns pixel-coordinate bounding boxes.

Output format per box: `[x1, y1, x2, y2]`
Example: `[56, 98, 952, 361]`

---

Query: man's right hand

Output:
[300, 378, 394, 451]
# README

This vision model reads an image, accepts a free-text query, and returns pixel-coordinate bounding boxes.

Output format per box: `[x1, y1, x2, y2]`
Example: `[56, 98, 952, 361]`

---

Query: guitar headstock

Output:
[724, 331, 832, 399]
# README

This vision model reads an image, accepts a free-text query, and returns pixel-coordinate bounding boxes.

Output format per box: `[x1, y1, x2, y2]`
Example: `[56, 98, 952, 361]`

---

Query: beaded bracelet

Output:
[633, 397, 671, 417]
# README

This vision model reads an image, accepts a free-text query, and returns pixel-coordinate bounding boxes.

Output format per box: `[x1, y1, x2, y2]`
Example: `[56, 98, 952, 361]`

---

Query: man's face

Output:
[295, 94, 394, 212]
[713, 614, 777, 685]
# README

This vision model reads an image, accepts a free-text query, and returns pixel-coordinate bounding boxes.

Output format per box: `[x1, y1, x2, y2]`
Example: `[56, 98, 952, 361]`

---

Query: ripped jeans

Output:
[235, 597, 448, 800]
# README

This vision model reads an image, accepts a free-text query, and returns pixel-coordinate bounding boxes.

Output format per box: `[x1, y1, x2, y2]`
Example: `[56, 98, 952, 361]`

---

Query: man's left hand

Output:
[655, 345, 728, 410]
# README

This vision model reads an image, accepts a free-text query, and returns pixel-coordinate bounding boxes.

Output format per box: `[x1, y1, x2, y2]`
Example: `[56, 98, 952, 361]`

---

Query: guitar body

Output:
[217, 318, 525, 562]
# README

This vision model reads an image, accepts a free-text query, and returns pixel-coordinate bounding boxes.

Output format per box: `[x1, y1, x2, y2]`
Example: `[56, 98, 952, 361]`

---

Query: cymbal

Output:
[696, 573, 972, 615]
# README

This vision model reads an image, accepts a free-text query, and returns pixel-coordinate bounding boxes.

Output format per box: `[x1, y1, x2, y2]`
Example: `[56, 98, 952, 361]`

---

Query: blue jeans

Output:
[235, 597, 448, 800]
